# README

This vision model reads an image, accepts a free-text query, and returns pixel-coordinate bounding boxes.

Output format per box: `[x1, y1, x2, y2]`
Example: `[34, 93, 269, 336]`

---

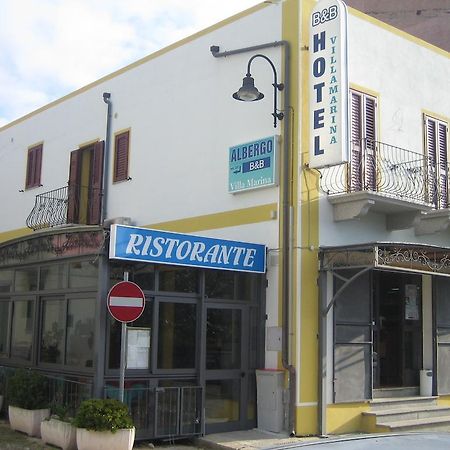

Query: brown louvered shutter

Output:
[25, 144, 43, 189]
[426, 117, 438, 206]
[67, 149, 81, 223]
[364, 97, 376, 191]
[350, 91, 362, 191]
[88, 141, 105, 225]
[438, 122, 448, 208]
[114, 131, 129, 182]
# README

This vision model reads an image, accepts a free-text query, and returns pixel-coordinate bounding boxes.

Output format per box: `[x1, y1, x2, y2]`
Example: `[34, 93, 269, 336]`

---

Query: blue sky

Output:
[0, 0, 262, 127]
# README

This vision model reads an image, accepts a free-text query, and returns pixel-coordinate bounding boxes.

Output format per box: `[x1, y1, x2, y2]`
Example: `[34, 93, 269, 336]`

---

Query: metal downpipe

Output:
[211, 40, 295, 435]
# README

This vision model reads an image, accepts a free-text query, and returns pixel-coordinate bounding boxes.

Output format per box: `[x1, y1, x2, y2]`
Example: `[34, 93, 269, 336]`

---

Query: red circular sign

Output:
[107, 281, 145, 323]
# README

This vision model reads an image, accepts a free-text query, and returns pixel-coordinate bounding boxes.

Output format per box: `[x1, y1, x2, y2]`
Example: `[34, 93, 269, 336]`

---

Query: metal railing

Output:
[105, 384, 202, 440]
[0, 366, 92, 418]
[26, 184, 102, 230]
[319, 139, 449, 209]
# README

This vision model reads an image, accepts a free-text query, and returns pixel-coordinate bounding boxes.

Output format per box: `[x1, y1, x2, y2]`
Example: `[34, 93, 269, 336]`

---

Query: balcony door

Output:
[350, 90, 377, 192]
[67, 141, 104, 225]
[425, 115, 448, 208]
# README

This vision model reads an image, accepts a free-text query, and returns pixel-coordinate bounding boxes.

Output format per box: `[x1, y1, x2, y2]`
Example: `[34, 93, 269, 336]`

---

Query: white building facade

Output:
[0, 0, 449, 438]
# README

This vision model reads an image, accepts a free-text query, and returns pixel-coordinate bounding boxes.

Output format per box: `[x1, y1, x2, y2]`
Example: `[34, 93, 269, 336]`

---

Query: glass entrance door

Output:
[204, 305, 256, 433]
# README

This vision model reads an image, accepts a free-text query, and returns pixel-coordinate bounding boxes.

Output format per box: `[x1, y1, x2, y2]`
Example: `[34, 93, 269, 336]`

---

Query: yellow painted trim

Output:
[349, 83, 379, 100]
[348, 7, 450, 58]
[0, 3, 269, 133]
[298, 0, 321, 436]
[0, 228, 33, 245]
[327, 402, 370, 434]
[146, 203, 278, 233]
[27, 141, 44, 150]
[78, 139, 99, 149]
[422, 110, 450, 125]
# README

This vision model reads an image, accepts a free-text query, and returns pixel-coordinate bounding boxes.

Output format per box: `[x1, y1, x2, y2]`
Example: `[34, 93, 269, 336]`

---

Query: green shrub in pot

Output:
[7, 368, 49, 410]
[74, 398, 133, 432]
[74, 399, 135, 450]
[7, 369, 50, 437]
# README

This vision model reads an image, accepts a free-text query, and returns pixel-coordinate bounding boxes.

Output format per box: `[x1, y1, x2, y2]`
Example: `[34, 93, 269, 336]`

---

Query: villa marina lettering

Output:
[110, 225, 266, 273]
[309, 0, 349, 168]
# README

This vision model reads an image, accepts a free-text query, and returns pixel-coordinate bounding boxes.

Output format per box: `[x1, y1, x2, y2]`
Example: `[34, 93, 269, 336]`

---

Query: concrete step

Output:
[369, 396, 437, 411]
[363, 405, 450, 423]
[373, 387, 419, 398]
[377, 416, 450, 432]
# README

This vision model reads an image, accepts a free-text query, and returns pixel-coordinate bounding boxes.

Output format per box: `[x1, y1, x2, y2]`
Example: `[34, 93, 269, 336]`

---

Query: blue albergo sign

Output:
[229, 136, 278, 193]
[110, 225, 266, 273]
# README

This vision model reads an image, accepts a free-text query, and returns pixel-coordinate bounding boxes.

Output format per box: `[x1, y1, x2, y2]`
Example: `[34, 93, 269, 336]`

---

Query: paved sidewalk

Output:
[196, 429, 321, 450]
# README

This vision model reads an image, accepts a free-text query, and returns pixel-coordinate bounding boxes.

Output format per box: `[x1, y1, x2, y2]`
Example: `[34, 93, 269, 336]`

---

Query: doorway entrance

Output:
[373, 272, 422, 389]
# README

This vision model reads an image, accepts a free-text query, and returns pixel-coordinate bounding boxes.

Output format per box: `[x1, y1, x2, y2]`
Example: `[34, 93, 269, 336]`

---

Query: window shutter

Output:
[364, 97, 376, 191]
[426, 117, 438, 206]
[67, 149, 81, 223]
[88, 141, 104, 225]
[25, 144, 43, 189]
[350, 92, 362, 191]
[438, 122, 448, 208]
[114, 131, 129, 182]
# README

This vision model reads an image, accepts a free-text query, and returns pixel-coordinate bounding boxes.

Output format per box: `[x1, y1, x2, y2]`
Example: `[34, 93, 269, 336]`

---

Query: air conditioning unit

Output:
[104, 217, 133, 227]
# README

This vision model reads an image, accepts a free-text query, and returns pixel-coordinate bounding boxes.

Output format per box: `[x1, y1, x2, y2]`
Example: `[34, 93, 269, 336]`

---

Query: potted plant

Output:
[41, 403, 77, 450]
[74, 398, 135, 450]
[7, 368, 50, 437]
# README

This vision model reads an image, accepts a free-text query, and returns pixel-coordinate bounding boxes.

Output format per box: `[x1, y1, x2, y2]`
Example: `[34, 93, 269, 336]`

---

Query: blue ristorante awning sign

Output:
[109, 225, 267, 273]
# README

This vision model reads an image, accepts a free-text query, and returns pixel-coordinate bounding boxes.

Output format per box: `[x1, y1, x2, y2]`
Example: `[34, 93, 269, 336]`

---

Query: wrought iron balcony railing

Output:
[318, 139, 448, 209]
[26, 184, 102, 231]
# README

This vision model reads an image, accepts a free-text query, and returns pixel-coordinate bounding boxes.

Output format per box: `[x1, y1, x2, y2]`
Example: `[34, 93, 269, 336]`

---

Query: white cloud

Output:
[0, 0, 262, 127]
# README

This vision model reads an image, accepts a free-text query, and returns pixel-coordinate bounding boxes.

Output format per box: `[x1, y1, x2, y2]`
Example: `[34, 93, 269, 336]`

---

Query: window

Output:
[40, 298, 65, 364]
[0, 301, 10, 356]
[113, 130, 130, 182]
[157, 301, 196, 369]
[25, 143, 43, 189]
[11, 300, 34, 361]
[66, 298, 95, 367]
[350, 89, 377, 191]
[425, 115, 449, 208]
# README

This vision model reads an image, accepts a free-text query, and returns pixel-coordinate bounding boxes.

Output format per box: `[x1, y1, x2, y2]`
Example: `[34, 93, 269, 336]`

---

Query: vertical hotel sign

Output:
[309, 0, 349, 168]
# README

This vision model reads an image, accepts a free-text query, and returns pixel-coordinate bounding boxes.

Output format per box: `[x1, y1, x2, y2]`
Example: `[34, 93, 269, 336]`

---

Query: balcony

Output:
[26, 184, 102, 231]
[318, 139, 450, 233]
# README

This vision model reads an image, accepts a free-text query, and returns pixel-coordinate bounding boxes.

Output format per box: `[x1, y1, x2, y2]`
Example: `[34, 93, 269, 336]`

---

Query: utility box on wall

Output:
[255, 369, 284, 433]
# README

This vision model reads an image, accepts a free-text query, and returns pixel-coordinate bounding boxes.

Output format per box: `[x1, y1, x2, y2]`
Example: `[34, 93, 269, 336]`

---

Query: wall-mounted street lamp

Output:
[211, 41, 296, 436]
[232, 54, 284, 128]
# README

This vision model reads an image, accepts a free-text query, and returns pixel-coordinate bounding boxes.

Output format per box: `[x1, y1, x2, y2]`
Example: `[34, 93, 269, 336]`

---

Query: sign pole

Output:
[119, 271, 129, 403]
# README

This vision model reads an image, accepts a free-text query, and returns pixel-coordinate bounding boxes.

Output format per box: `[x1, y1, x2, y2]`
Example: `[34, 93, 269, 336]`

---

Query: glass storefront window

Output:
[40, 299, 65, 364]
[205, 270, 255, 300]
[108, 300, 153, 370]
[206, 308, 241, 370]
[159, 266, 198, 293]
[66, 298, 95, 368]
[157, 302, 196, 369]
[40, 264, 68, 290]
[14, 268, 38, 292]
[11, 300, 34, 360]
[133, 265, 155, 291]
[69, 261, 98, 289]
[205, 379, 240, 424]
[0, 301, 10, 355]
[0, 270, 13, 293]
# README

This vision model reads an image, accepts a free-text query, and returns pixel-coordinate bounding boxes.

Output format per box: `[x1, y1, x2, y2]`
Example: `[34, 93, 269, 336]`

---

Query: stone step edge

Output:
[378, 415, 450, 430]
[370, 396, 437, 404]
[363, 406, 450, 417]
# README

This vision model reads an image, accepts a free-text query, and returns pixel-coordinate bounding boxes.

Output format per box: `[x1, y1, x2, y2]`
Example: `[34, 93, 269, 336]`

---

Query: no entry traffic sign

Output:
[107, 281, 145, 323]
